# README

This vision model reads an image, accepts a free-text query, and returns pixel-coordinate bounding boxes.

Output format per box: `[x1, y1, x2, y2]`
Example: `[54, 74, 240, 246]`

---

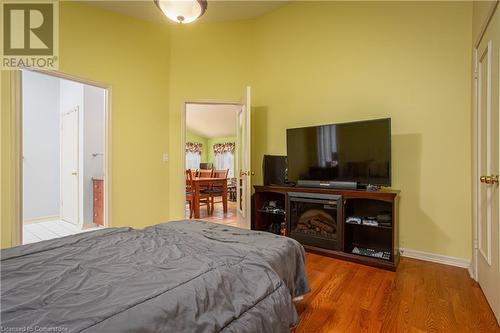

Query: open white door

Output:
[475, 7, 500, 323]
[61, 108, 79, 225]
[236, 86, 252, 229]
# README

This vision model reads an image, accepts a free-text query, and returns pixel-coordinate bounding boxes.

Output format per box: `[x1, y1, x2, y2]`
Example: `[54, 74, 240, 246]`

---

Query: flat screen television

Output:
[286, 118, 391, 187]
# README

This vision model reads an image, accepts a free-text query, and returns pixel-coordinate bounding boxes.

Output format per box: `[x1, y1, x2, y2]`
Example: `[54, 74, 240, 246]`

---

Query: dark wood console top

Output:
[254, 185, 400, 201]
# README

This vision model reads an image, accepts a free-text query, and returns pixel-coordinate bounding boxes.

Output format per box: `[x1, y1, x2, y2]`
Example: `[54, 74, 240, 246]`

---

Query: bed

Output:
[1, 220, 310, 332]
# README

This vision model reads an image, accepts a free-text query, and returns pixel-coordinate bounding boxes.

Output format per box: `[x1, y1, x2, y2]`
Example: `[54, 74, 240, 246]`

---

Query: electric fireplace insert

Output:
[287, 192, 342, 250]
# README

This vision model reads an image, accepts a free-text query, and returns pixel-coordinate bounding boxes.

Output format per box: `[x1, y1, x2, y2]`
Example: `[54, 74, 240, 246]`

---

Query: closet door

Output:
[475, 6, 499, 323]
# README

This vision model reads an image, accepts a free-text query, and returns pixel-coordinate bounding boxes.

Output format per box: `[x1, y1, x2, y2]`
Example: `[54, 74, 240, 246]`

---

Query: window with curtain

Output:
[186, 142, 203, 170]
[213, 143, 235, 177]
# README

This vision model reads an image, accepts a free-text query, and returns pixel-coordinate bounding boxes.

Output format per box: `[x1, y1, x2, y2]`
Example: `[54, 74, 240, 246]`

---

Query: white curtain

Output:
[215, 152, 234, 177]
[186, 152, 201, 170]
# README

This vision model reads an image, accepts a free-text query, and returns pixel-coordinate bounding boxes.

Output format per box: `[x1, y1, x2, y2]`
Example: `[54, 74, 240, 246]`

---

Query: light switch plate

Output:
[162, 153, 168, 162]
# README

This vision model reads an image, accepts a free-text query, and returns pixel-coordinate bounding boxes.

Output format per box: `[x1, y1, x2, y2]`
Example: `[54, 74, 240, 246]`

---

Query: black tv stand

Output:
[252, 185, 400, 271]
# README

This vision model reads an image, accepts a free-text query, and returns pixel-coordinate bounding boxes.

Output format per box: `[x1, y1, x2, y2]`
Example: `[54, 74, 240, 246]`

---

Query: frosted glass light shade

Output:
[154, 0, 208, 24]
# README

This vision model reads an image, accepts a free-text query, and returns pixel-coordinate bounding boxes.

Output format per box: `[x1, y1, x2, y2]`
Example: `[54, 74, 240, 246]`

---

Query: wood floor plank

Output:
[294, 253, 500, 333]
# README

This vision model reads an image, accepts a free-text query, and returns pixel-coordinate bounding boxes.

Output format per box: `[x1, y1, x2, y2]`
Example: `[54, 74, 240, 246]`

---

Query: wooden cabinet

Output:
[92, 178, 104, 226]
[253, 185, 400, 271]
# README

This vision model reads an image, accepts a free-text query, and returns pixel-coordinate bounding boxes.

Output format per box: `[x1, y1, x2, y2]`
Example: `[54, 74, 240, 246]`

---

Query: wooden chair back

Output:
[212, 169, 229, 179]
[185, 169, 194, 193]
[198, 169, 213, 178]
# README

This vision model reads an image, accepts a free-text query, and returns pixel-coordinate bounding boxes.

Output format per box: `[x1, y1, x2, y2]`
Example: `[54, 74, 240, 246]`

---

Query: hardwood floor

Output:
[185, 201, 238, 227]
[294, 253, 500, 333]
[183, 202, 498, 331]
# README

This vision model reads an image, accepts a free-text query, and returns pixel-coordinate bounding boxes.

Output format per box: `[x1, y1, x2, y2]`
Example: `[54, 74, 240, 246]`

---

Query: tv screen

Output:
[286, 118, 391, 186]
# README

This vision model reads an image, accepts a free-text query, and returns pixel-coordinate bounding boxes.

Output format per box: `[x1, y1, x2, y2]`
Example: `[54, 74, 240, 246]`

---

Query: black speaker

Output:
[263, 155, 288, 185]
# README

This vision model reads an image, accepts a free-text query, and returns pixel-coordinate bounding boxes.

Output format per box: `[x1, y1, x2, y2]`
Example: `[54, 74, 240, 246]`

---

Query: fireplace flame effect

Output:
[295, 209, 336, 239]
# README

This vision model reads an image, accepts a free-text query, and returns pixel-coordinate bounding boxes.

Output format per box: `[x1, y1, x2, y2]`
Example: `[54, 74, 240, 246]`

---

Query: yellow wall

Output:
[2, 1, 475, 260]
[1, 3, 171, 248]
[168, 20, 255, 219]
[252, 2, 473, 259]
[168, 2, 473, 259]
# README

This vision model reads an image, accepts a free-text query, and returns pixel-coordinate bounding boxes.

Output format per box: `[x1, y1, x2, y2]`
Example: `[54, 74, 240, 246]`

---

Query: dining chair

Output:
[197, 169, 213, 178]
[197, 169, 213, 191]
[207, 169, 229, 215]
[228, 177, 237, 202]
[186, 169, 211, 218]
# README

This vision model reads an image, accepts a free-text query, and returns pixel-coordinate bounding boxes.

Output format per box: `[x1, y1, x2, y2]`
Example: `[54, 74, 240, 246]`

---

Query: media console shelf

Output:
[252, 185, 400, 271]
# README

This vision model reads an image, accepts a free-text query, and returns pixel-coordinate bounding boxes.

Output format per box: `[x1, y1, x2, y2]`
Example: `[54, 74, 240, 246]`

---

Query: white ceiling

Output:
[86, 1, 287, 24]
[186, 103, 240, 138]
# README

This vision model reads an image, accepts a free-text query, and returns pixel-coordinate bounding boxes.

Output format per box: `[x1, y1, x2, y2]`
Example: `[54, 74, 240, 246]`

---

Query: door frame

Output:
[471, 2, 499, 281]
[181, 100, 243, 219]
[10, 69, 112, 246]
[60, 106, 80, 226]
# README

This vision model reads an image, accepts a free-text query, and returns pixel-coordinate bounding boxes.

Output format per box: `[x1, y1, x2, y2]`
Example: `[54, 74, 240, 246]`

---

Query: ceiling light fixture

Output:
[154, 0, 208, 24]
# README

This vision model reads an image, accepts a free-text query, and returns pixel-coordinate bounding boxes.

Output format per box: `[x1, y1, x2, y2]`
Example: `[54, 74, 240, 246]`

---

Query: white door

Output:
[475, 7, 500, 324]
[236, 86, 252, 229]
[61, 108, 79, 225]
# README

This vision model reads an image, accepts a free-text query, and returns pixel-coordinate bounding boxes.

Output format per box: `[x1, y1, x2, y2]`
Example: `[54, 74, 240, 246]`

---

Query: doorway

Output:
[184, 103, 240, 226]
[21, 70, 109, 244]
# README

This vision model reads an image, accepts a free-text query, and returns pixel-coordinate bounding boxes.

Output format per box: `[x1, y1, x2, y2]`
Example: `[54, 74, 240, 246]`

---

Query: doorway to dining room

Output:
[184, 103, 241, 226]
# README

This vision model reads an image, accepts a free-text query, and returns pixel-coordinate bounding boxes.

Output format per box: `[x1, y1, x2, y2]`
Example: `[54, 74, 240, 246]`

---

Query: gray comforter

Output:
[1, 220, 310, 333]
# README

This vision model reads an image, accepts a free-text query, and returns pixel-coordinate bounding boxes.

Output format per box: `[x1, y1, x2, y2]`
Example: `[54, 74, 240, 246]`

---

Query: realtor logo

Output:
[1, 1, 59, 69]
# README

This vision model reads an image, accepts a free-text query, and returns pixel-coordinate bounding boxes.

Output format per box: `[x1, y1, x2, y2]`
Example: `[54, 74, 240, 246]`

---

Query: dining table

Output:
[190, 177, 228, 219]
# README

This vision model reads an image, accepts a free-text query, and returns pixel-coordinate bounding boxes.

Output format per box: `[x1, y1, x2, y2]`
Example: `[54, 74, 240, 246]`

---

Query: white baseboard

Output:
[400, 248, 471, 269]
[467, 265, 476, 280]
[23, 215, 59, 224]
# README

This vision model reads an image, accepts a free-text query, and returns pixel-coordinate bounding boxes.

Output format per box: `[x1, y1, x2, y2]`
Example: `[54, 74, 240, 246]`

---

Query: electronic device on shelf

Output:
[286, 118, 391, 189]
[297, 180, 357, 190]
[377, 213, 391, 223]
[366, 184, 381, 191]
[263, 155, 288, 186]
[362, 218, 378, 227]
[261, 206, 286, 215]
[352, 246, 391, 260]
[359, 216, 376, 226]
[346, 216, 362, 224]
[346, 214, 392, 228]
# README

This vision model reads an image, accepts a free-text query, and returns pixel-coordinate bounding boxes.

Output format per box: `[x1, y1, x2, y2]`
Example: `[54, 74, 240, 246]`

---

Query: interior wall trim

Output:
[23, 215, 60, 224]
[400, 248, 472, 277]
[10, 70, 22, 247]
[475, 0, 499, 48]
